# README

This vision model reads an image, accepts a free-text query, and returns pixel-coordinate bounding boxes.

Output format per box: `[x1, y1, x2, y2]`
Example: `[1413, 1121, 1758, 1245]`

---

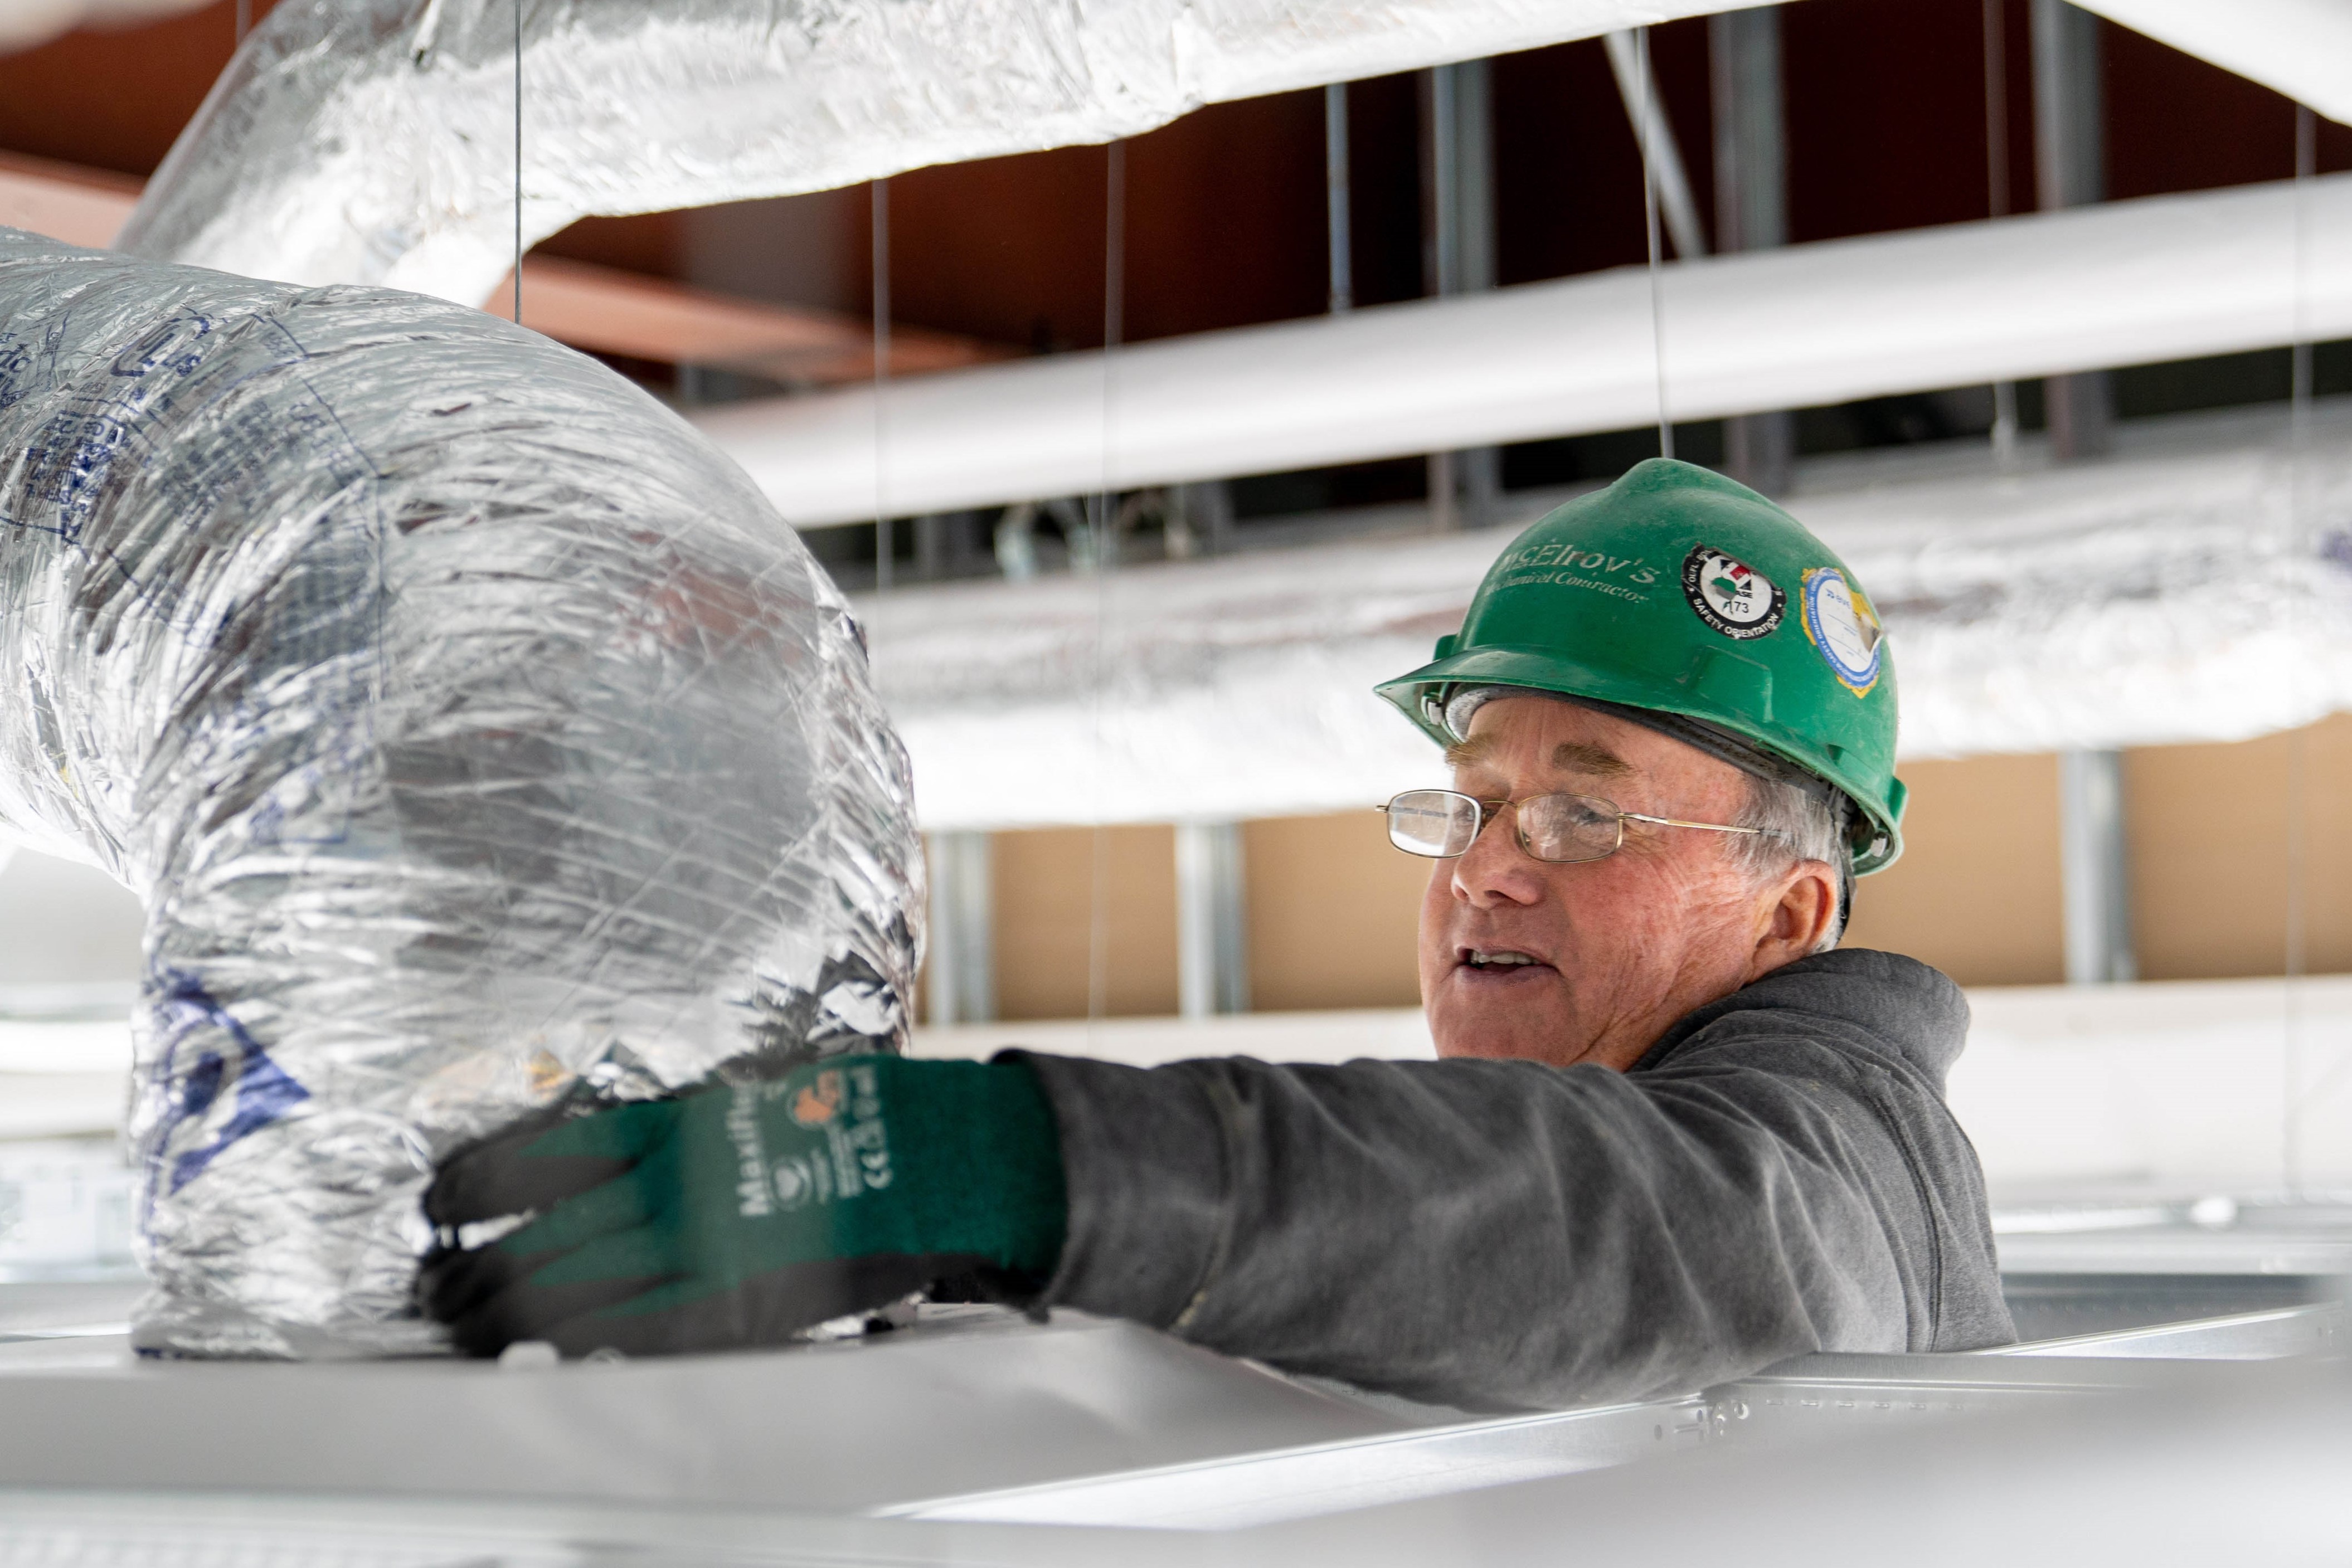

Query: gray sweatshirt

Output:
[1018, 948, 2014, 1411]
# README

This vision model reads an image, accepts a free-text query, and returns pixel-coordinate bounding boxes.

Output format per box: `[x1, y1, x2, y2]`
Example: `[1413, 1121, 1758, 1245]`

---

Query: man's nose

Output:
[1451, 807, 1543, 907]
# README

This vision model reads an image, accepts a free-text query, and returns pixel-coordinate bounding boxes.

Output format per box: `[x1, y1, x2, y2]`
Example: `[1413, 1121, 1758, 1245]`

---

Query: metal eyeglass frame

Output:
[1380, 788, 1770, 865]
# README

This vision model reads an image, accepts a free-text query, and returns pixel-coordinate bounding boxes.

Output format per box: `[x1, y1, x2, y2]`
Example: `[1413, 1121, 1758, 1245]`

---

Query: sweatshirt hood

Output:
[1633, 948, 1971, 1089]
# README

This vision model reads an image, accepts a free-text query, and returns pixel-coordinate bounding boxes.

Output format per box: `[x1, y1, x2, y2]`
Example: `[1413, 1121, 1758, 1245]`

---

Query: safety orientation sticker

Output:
[1800, 567, 1883, 695]
[1680, 546, 1784, 640]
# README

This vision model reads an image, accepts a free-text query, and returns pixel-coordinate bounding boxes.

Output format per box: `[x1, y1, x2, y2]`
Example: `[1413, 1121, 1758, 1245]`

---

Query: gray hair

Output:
[1727, 775, 1852, 953]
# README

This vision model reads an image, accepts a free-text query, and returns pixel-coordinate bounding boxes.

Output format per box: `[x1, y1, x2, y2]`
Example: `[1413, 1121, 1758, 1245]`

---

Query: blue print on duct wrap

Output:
[147, 972, 310, 1197]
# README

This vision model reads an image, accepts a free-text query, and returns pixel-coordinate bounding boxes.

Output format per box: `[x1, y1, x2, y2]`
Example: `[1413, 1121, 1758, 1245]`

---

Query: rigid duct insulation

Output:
[0, 227, 922, 1357]
[116, 0, 1776, 310]
[860, 400, 2352, 830]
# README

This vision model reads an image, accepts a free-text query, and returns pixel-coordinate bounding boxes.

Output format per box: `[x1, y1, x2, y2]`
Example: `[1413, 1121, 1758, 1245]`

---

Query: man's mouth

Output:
[1458, 947, 1551, 973]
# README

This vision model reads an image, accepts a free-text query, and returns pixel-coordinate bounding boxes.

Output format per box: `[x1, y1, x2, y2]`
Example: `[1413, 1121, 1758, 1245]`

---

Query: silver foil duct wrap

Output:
[117, 0, 1760, 309]
[0, 228, 922, 1356]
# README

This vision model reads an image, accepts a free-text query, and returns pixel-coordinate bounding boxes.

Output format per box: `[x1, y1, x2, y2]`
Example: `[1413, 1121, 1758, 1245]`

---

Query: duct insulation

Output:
[116, 0, 1773, 310]
[0, 228, 922, 1357]
[859, 400, 2352, 831]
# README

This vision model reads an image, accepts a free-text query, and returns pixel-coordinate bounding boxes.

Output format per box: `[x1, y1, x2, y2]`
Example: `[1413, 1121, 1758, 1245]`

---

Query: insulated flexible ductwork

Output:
[116, 0, 1772, 309]
[0, 228, 921, 1356]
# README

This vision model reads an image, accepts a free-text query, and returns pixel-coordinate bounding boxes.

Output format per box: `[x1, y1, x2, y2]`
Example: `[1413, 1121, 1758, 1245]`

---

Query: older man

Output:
[422, 460, 2013, 1408]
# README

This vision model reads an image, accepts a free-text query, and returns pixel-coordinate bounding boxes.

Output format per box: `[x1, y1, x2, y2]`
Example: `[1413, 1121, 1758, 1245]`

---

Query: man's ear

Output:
[1750, 860, 1840, 977]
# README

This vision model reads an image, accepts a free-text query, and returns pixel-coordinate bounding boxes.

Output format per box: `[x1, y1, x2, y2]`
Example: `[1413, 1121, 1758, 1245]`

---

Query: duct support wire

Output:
[0, 228, 924, 1356]
[1603, 29, 1707, 265]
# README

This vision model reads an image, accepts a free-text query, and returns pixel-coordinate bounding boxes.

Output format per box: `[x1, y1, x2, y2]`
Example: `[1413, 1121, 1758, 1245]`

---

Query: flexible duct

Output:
[116, 0, 1772, 311]
[111, 0, 2351, 314]
[698, 175, 2352, 525]
[859, 400, 2352, 830]
[0, 227, 921, 1356]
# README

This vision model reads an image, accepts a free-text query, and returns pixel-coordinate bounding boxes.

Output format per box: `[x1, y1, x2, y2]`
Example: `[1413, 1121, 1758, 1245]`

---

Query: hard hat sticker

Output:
[1680, 546, 1784, 640]
[1801, 567, 1883, 695]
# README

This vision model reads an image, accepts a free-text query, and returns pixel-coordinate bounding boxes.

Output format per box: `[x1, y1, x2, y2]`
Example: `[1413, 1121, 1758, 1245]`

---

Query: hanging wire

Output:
[1085, 141, 1127, 1036]
[511, 0, 522, 324]
[1982, 0, 2018, 467]
[1632, 28, 1672, 460]
[872, 178, 893, 591]
[235, 0, 250, 43]
[2283, 101, 2316, 1196]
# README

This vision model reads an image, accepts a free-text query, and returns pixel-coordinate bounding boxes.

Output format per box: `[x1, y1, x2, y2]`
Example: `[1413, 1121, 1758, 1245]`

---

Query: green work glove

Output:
[419, 1055, 1066, 1357]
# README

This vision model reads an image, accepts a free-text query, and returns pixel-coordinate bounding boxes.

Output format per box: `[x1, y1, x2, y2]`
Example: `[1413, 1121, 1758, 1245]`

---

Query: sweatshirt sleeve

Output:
[1014, 1036, 1947, 1412]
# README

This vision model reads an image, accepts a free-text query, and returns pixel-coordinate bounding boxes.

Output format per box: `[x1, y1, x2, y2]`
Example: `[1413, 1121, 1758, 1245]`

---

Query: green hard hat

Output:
[1376, 458, 1907, 873]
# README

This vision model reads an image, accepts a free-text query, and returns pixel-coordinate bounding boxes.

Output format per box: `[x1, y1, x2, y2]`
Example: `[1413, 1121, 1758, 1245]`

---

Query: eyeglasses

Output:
[1381, 788, 1770, 865]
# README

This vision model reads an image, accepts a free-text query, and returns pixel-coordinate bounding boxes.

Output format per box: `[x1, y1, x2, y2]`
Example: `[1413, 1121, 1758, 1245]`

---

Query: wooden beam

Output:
[482, 257, 1007, 384]
[0, 150, 139, 247]
[0, 153, 1000, 385]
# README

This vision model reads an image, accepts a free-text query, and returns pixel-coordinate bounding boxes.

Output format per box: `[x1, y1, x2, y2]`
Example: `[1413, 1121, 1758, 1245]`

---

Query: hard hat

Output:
[1376, 458, 1906, 873]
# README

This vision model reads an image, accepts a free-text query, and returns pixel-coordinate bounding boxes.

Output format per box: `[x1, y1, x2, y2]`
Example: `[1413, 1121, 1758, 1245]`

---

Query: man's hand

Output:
[419, 1055, 1066, 1358]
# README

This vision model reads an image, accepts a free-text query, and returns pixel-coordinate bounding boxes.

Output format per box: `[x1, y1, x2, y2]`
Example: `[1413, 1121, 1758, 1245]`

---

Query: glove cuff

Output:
[875, 1056, 1067, 1278]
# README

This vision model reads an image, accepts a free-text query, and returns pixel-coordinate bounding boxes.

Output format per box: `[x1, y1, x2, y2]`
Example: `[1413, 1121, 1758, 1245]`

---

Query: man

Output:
[421, 460, 2013, 1409]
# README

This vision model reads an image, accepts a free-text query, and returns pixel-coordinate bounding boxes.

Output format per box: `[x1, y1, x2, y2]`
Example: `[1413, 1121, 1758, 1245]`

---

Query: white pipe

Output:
[701, 174, 2352, 528]
[2078, 0, 2352, 129]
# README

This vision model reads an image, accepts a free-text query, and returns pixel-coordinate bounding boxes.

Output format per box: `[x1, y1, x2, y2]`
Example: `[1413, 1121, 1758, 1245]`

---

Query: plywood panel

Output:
[2127, 714, 2352, 981]
[1839, 752, 2066, 987]
[1243, 811, 1430, 1012]
[990, 824, 1179, 1020]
